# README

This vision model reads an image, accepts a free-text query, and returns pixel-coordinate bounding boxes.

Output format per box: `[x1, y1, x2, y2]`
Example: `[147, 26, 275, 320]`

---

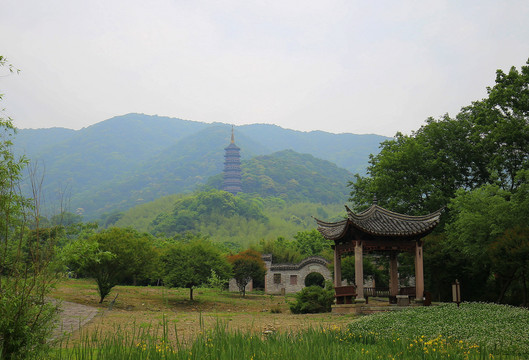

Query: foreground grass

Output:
[348, 302, 529, 357]
[51, 302, 528, 359]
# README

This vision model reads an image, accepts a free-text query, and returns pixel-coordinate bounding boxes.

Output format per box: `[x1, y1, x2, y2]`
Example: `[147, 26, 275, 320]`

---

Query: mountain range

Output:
[13, 113, 389, 219]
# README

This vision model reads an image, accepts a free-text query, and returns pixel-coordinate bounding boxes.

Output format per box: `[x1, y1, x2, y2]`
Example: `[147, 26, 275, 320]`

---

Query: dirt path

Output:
[52, 300, 101, 339]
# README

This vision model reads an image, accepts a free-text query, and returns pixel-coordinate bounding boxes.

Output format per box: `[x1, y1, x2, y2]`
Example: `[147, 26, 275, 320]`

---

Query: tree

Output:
[62, 227, 158, 303]
[293, 229, 333, 258]
[444, 177, 529, 304]
[349, 116, 485, 215]
[349, 59, 529, 215]
[162, 238, 231, 300]
[255, 236, 303, 264]
[348, 59, 529, 304]
[0, 56, 59, 359]
[489, 226, 529, 306]
[227, 249, 266, 297]
[340, 255, 388, 287]
[150, 189, 267, 237]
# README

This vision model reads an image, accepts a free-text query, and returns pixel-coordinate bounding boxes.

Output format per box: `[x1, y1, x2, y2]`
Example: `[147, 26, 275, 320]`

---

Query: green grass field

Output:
[49, 280, 529, 359]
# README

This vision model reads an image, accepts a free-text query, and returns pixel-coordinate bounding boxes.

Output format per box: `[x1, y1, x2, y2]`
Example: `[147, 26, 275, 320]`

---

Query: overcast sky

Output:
[1, 1, 528, 136]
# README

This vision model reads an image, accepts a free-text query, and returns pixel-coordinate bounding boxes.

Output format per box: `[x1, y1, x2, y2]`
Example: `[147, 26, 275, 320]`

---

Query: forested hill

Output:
[207, 150, 352, 203]
[12, 113, 388, 218]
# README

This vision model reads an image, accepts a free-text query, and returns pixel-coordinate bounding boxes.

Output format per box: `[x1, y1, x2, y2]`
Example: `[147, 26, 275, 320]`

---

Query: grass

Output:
[50, 278, 355, 344]
[52, 316, 523, 359]
[348, 302, 529, 358]
[50, 280, 529, 359]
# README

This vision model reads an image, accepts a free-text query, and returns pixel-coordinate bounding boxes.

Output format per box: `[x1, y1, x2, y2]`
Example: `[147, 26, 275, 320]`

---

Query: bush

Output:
[289, 283, 334, 314]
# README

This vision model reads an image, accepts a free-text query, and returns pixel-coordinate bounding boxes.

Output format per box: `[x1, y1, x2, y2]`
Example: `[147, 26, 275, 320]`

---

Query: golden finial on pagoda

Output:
[231, 125, 235, 143]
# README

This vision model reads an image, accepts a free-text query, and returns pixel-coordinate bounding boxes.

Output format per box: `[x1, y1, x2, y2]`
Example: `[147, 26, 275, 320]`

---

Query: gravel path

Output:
[51, 300, 100, 339]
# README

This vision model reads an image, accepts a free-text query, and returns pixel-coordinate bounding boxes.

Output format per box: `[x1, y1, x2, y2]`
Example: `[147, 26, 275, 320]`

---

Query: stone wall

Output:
[263, 255, 332, 294]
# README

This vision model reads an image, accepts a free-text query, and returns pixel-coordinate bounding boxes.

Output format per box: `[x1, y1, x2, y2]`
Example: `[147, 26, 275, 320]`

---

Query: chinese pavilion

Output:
[222, 127, 242, 195]
[315, 202, 442, 309]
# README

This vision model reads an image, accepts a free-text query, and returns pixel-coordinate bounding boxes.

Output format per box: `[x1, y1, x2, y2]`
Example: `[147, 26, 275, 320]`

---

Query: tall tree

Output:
[348, 58, 529, 303]
[349, 59, 529, 214]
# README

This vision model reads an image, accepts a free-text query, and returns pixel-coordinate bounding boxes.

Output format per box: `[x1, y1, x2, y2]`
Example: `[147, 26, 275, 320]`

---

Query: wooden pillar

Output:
[333, 246, 342, 288]
[355, 241, 365, 301]
[389, 252, 399, 297]
[415, 241, 424, 302]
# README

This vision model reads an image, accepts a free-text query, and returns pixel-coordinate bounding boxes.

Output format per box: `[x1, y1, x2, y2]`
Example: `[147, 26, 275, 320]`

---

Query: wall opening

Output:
[304, 272, 325, 288]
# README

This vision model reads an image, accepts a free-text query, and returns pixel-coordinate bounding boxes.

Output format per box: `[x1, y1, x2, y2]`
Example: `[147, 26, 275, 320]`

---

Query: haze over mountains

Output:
[13, 113, 389, 219]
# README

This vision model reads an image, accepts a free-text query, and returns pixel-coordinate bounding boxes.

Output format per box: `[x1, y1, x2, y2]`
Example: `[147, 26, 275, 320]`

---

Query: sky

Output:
[1, 1, 528, 137]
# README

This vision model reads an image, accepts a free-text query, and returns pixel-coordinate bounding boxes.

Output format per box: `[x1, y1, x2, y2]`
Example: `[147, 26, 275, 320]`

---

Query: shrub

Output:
[289, 282, 334, 314]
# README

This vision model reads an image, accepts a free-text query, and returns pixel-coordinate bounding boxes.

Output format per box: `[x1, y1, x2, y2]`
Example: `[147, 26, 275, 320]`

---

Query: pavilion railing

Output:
[363, 287, 390, 297]
[335, 286, 417, 304]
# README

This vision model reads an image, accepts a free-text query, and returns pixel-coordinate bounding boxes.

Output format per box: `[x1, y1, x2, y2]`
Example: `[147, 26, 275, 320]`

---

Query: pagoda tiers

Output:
[222, 127, 242, 195]
[315, 203, 442, 306]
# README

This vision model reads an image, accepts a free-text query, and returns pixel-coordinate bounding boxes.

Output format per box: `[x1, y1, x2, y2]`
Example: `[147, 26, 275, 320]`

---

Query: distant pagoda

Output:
[223, 127, 242, 195]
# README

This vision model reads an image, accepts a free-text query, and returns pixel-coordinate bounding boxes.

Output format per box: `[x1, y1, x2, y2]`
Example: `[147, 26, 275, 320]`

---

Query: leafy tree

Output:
[62, 227, 157, 303]
[293, 229, 333, 258]
[0, 56, 59, 359]
[255, 236, 303, 264]
[489, 226, 529, 305]
[340, 255, 388, 288]
[423, 233, 467, 302]
[349, 59, 529, 215]
[349, 115, 485, 215]
[150, 189, 267, 237]
[162, 238, 231, 300]
[227, 249, 266, 297]
[444, 179, 529, 303]
[348, 59, 529, 304]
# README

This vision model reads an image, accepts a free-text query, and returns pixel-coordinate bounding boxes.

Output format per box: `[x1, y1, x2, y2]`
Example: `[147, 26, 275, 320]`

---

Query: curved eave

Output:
[345, 205, 442, 237]
[314, 217, 350, 240]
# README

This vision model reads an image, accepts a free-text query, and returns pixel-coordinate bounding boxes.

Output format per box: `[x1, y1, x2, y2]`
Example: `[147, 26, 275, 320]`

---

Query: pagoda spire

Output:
[231, 125, 235, 143]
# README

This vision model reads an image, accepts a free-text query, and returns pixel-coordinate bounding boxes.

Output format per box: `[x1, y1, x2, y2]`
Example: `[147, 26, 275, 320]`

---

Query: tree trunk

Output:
[189, 287, 194, 301]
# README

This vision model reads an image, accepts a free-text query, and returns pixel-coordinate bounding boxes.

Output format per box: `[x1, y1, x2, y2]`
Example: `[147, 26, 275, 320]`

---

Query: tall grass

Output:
[51, 303, 528, 359]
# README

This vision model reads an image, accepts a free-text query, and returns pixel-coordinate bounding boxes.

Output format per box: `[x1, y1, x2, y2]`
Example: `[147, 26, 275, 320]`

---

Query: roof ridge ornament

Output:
[373, 194, 378, 205]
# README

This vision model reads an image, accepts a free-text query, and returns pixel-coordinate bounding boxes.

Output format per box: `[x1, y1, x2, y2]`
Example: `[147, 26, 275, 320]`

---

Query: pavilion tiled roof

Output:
[315, 205, 442, 240]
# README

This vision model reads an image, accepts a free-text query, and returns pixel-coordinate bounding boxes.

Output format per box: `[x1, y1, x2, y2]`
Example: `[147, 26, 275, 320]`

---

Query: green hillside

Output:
[12, 113, 388, 218]
[70, 125, 272, 215]
[115, 189, 347, 248]
[238, 124, 386, 174]
[208, 150, 351, 203]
